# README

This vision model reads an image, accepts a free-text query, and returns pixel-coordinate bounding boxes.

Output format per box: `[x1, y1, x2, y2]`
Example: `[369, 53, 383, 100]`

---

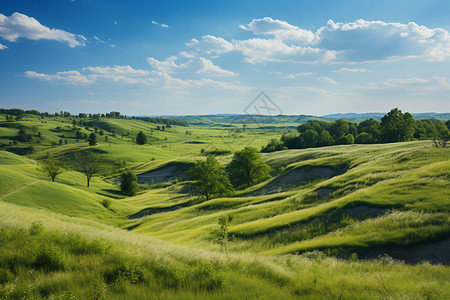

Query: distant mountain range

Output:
[137, 112, 450, 124]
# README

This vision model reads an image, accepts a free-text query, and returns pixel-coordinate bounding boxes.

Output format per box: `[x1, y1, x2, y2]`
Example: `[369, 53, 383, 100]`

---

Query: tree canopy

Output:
[228, 147, 271, 189]
[121, 171, 138, 196]
[135, 131, 147, 145]
[188, 156, 233, 200]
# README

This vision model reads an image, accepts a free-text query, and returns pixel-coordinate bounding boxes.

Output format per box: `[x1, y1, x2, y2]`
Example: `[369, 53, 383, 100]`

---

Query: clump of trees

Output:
[121, 171, 138, 196]
[188, 147, 271, 200]
[262, 108, 450, 152]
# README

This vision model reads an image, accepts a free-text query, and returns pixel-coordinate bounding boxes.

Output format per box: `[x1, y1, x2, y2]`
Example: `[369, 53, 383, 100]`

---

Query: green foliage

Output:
[135, 131, 147, 145]
[381, 108, 415, 142]
[188, 156, 233, 200]
[75, 152, 101, 187]
[213, 215, 232, 257]
[40, 153, 63, 182]
[432, 121, 449, 147]
[228, 147, 271, 189]
[29, 221, 45, 236]
[88, 132, 97, 146]
[121, 171, 138, 196]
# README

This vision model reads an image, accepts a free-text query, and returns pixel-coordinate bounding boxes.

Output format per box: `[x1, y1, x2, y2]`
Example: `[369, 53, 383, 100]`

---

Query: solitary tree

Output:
[213, 215, 232, 258]
[188, 156, 233, 200]
[40, 153, 63, 182]
[88, 132, 97, 146]
[121, 171, 138, 196]
[75, 153, 100, 187]
[228, 147, 271, 189]
[135, 131, 147, 145]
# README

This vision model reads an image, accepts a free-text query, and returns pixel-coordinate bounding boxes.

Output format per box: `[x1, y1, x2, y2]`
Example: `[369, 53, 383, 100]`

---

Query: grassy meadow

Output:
[0, 113, 449, 299]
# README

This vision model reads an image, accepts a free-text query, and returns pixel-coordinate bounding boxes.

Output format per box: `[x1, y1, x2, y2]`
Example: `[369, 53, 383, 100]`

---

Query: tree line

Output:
[262, 108, 450, 152]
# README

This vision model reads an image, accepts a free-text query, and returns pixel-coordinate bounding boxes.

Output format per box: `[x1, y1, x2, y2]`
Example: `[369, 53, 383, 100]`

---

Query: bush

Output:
[29, 221, 45, 236]
[32, 246, 64, 271]
[101, 199, 111, 209]
[120, 171, 138, 196]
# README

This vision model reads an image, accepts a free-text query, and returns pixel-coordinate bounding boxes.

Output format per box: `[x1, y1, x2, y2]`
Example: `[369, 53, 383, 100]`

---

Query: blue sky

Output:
[1, 0, 449, 115]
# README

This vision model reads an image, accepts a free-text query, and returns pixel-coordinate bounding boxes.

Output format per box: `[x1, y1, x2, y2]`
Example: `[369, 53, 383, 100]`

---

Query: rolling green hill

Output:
[0, 113, 449, 299]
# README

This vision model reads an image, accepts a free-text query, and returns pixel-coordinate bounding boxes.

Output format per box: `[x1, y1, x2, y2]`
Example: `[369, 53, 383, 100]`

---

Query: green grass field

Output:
[0, 113, 449, 299]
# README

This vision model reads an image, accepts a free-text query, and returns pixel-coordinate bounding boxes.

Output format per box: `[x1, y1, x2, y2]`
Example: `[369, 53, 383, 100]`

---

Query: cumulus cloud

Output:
[186, 35, 234, 54]
[24, 70, 93, 85]
[233, 38, 336, 63]
[152, 20, 169, 28]
[187, 17, 450, 63]
[147, 56, 237, 76]
[0, 12, 86, 47]
[239, 17, 316, 44]
[316, 19, 450, 62]
[24, 64, 247, 91]
[83, 65, 150, 76]
[317, 76, 337, 84]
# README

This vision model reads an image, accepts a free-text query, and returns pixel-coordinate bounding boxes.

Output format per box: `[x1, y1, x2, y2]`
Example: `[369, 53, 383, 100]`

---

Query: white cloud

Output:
[0, 43, 7, 49]
[187, 18, 450, 64]
[233, 38, 336, 64]
[147, 56, 237, 76]
[0, 12, 86, 47]
[334, 67, 368, 73]
[24, 70, 92, 85]
[186, 35, 234, 54]
[94, 35, 105, 44]
[24, 64, 247, 91]
[357, 77, 449, 91]
[316, 19, 450, 62]
[239, 17, 316, 44]
[83, 65, 150, 76]
[285, 72, 313, 78]
[152, 20, 169, 28]
[317, 76, 337, 84]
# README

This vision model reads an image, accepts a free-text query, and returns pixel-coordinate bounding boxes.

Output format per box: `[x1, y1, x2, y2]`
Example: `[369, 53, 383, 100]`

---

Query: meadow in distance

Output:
[0, 107, 449, 299]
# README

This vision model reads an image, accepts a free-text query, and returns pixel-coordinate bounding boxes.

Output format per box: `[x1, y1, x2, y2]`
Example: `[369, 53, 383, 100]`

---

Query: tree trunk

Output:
[87, 176, 90, 187]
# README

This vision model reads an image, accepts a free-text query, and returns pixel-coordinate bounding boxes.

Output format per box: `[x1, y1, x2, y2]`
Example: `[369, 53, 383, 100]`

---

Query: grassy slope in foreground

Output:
[0, 200, 449, 299]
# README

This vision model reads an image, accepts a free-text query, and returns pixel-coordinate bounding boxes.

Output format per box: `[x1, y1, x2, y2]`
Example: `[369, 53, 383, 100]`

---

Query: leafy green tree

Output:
[188, 156, 233, 200]
[301, 129, 319, 148]
[135, 131, 147, 145]
[40, 153, 63, 182]
[336, 133, 355, 145]
[75, 153, 101, 187]
[213, 215, 232, 257]
[433, 122, 449, 147]
[261, 139, 286, 153]
[355, 132, 374, 144]
[380, 108, 416, 142]
[228, 147, 271, 189]
[329, 119, 350, 140]
[121, 171, 138, 196]
[317, 130, 334, 147]
[88, 132, 97, 146]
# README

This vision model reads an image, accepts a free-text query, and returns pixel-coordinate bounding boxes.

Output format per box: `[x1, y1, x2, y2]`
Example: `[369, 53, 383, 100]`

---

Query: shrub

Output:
[32, 246, 64, 271]
[104, 260, 144, 284]
[101, 199, 111, 209]
[120, 171, 138, 196]
[29, 221, 45, 236]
